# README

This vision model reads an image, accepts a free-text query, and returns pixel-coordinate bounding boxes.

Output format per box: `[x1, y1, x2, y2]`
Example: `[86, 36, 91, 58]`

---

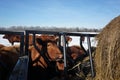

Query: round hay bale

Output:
[94, 15, 120, 80]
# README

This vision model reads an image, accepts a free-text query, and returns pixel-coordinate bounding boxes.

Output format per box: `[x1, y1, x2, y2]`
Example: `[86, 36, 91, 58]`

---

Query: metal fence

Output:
[0, 30, 98, 80]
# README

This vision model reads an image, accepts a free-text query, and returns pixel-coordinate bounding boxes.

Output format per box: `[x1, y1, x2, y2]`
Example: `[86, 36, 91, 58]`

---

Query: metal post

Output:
[58, 34, 61, 47]
[20, 33, 24, 56]
[25, 31, 29, 55]
[87, 36, 95, 78]
[80, 36, 87, 54]
[62, 33, 67, 80]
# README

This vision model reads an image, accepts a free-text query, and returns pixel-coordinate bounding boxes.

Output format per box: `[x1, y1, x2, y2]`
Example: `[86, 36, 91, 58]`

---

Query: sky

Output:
[0, 0, 120, 29]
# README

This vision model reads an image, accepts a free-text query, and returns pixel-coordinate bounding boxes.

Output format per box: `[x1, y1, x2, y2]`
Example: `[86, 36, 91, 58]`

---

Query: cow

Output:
[56, 45, 86, 70]
[56, 45, 96, 80]
[51, 45, 85, 79]
[28, 35, 63, 80]
[0, 45, 20, 80]
[3, 34, 21, 45]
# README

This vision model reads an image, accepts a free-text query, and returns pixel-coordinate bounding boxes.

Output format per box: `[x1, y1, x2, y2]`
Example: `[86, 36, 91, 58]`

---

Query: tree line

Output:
[0, 26, 102, 32]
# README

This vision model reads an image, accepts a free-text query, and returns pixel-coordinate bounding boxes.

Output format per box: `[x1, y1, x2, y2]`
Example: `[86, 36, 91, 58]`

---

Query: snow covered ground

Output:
[0, 35, 11, 46]
[68, 36, 97, 50]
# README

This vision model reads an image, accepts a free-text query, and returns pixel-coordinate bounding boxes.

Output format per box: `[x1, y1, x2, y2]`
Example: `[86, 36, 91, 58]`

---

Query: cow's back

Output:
[0, 45, 20, 80]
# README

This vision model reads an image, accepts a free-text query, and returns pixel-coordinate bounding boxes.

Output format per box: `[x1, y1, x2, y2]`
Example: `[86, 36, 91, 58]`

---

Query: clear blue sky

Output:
[0, 0, 120, 29]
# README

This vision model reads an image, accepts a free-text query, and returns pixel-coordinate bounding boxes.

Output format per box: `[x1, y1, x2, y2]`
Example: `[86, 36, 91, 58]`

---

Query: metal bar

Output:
[25, 31, 30, 80]
[25, 31, 29, 55]
[58, 34, 61, 47]
[20, 32, 24, 56]
[65, 32, 98, 37]
[25, 30, 98, 37]
[33, 33, 36, 46]
[80, 36, 87, 54]
[87, 36, 95, 77]
[25, 30, 60, 35]
[0, 30, 23, 35]
[61, 33, 67, 80]
[62, 34, 67, 69]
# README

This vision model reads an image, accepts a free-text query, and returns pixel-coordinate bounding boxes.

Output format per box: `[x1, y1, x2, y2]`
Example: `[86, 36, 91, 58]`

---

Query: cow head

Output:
[36, 37, 63, 61]
[56, 45, 85, 71]
[0, 45, 20, 80]
[66, 36, 72, 44]
[29, 35, 63, 68]
[3, 34, 21, 45]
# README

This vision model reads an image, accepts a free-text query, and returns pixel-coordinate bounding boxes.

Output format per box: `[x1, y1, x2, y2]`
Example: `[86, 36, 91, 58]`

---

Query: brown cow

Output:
[51, 45, 85, 80]
[3, 34, 21, 45]
[0, 45, 20, 80]
[28, 35, 63, 80]
[56, 45, 85, 71]
[56, 46, 96, 80]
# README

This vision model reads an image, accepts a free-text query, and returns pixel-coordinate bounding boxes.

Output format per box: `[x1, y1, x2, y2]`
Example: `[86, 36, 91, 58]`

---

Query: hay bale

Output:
[94, 15, 120, 80]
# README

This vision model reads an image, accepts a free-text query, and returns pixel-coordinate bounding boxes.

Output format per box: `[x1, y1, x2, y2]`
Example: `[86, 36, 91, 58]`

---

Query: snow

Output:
[69, 36, 97, 50]
[0, 35, 11, 46]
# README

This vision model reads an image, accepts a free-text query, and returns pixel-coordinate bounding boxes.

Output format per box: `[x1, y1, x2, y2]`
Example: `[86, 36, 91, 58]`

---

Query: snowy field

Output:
[0, 35, 11, 46]
[68, 36, 97, 50]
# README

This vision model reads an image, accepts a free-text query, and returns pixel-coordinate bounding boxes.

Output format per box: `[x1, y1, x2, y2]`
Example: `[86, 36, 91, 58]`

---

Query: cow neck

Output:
[34, 43, 51, 68]
[59, 46, 75, 67]
[0, 48, 19, 68]
[31, 54, 46, 68]
[66, 47, 75, 66]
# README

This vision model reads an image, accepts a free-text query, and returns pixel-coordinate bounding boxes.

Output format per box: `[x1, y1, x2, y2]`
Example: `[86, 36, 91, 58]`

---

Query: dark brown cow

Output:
[0, 45, 20, 80]
[68, 45, 85, 60]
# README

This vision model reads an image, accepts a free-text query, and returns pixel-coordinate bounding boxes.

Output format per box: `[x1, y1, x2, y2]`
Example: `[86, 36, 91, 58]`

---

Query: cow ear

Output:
[36, 38, 43, 45]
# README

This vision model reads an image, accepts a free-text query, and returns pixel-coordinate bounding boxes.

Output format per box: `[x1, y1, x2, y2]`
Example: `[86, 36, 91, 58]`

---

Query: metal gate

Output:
[24, 30, 98, 80]
[0, 30, 98, 80]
